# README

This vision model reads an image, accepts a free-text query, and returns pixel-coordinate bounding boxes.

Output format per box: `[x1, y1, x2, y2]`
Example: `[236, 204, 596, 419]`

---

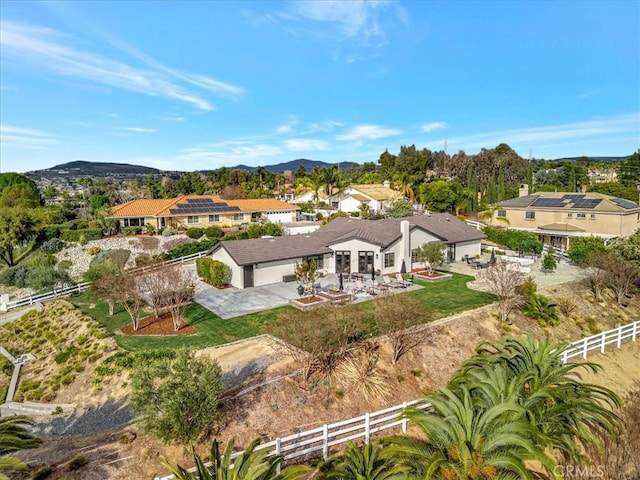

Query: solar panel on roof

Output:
[611, 198, 638, 209]
[561, 194, 585, 200]
[572, 199, 601, 209]
[531, 198, 566, 207]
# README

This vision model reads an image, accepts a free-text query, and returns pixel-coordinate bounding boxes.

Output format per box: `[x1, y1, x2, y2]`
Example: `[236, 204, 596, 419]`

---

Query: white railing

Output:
[465, 219, 486, 230]
[560, 321, 639, 363]
[156, 320, 639, 480]
[155, 400, 432, 480]
[1, 250, 212, 312]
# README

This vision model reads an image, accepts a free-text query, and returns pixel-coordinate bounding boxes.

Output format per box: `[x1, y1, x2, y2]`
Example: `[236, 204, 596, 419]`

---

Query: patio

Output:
[194, 273, 422, 319]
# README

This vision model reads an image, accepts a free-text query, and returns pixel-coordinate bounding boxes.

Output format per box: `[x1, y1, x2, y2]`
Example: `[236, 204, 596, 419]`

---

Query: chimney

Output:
[383, 180, 391, 189]
[519, 184, 529, 198]
[400, 220, 410, 270]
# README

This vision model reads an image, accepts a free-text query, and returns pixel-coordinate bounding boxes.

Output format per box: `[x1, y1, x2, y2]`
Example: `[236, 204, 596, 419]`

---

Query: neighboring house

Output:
[210, 214, 485, 289]
[110, 195, 299, 230]
[338, 182, 404, 214]
[488, 185, 640, 250]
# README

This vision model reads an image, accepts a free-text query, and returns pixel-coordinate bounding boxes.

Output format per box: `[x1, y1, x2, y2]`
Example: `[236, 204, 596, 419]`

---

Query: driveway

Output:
[195, 281, 301, 319]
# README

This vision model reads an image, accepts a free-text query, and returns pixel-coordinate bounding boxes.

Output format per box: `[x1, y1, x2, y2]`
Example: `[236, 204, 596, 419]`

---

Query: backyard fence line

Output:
[154, 320, 639, 480]
[465, 219, 486, 230]
[1, 249, 212, 313]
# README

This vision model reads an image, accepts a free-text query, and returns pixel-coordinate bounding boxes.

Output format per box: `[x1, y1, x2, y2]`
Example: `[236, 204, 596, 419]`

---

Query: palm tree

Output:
[162, 437, 308, 480]
[320, 166, 340, 209]
[393, 173, 416, 203]
[319, 440, 407, 480]
[479, 204, 510, 227]
[0, 415, 42, 480]
[386, 386, 553, 479]
[449, 335, 621, 465]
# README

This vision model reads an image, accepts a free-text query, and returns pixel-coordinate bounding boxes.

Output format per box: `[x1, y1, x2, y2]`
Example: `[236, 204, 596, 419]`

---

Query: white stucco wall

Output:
[452, 240, 482, 262]
[339, 196, 366, 213]
[329, 239, 383, 273]
[210, 247, 243, 289]
[264, 211, 296, 223]
[283, 223, 321, 235]
[253, 254, 331, 287]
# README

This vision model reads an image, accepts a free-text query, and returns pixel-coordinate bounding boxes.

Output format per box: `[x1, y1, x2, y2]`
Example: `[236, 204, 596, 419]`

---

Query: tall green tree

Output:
[0, 208, 37, 267]
[617, 150, 640, 186]
[0, 173, 41, 208]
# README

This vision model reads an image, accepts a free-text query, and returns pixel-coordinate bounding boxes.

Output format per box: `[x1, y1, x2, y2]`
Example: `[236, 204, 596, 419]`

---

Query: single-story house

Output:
[338, 182, 405, 214]
[110, 195, 300, 230]
[488, 185, 640, 250]
[210, 214, 485, 289]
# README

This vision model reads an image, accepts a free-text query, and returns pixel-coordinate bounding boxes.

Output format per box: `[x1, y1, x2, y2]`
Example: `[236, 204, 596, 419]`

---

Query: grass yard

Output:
[408, 272, 496, 317]
[69, 291, 288, 351]
[69, 272, 495, 351]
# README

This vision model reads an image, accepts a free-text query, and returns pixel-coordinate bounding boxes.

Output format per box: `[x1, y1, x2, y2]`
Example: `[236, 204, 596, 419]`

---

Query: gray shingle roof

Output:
[212, 214, 485, 266]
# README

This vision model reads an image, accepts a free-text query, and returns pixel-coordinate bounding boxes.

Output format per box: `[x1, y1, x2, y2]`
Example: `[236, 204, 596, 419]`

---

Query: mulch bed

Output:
[413, 270, 447, 278]
[296, 296, 325, 304]
[120, 311, 197, 336]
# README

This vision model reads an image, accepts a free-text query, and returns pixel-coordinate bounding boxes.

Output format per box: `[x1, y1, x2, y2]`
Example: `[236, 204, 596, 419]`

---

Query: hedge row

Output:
[482, 226, 543, 254]
[195, 258, 229, 286]
[163, 238, 218, 260]
[61, 228, 103, 242]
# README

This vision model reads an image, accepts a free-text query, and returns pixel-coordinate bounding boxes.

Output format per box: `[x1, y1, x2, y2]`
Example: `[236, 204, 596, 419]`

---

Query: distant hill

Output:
[552, 156, 631, 162]
[230, 159, 360, 173]
[27, 160, 163, 178]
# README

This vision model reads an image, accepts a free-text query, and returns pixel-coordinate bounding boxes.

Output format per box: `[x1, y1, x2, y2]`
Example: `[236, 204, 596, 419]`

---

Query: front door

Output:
[448, 244, 456, 262]
[243, 265, 254, 288]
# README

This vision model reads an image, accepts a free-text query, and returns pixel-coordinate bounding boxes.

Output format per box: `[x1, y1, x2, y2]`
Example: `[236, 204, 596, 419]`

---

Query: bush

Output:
[31, 465, 54, 480]
[41, 238, 64, 254]
[186, 227, 204, 239]
[522, 294, 559, 326]
[196, 258, 229, 286]
[482, 226, 543, 255]
[90, 249, 131, 270]
[164, 239, 217, 260]
[42, 225, 62, 240]
[162, 226, 177, 236]
[195, 258, 214, 279]
[145, 223, 156, 235]
[567, 236, 608, 265]
[0, 265, 30, 287]
[65, 454, 88, 471]
[204, 226, 224, 240]
[87, 245, 101, 256]
[122, 226, 142, 235]
[134, 253, 154, 267]
[61, 228, 103, 242]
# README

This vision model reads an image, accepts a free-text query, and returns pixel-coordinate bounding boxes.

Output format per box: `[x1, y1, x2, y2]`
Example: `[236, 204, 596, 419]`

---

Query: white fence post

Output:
[582, 338, 588, 359]
[364, 412, 370, 444]
[322, 424, 329, 459]
[562, 350, 568, 364]
[600, 331, 606, 353]
[275, 437, 281, 474]
[633, 322, 638, 342]
[617, 326, 623, 348]
[402, 402, 408, 434]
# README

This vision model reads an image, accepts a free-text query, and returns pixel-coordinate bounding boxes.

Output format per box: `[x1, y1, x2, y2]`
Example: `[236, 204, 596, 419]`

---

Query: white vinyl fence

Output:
[1, 250, 210, 312]
[155, 320, 639, 480]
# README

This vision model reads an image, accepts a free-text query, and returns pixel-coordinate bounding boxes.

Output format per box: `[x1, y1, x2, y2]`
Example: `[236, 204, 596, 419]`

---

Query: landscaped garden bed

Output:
[412, 270, 452, 282]
[289, 295, 330, 311]
[120, 312, 197, 336]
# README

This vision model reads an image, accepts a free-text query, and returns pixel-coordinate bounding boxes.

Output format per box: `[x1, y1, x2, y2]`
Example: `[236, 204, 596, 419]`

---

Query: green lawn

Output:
[69, 272, 495, 352]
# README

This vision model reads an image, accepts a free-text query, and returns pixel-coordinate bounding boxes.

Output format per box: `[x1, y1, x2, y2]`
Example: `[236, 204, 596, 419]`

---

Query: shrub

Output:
[42, 225, 62, 240]
[87, 245, 101, 256]
[196, 258, 214, 279]
[0, 356, 12, 376]
[162, 226, 177, 236]
[134, 253, 154, 267]
[122, 226, 142, 235]
[41, 238, 64, 254]
[31, 465, 54, 480]
[61, 228, 103, 242]
[65, 454, 88, 471]
[78, 234, 88, 245]
[542, 252, 557, 271]
[196, 258, 229, 286]
[186, 227, 204, 239]
[567, 236, 609, 265]
[482, 226, 543, 255]
[164, 239, 217, 260]
[0, 265, 30, 287]
[145, 223, 156, 235]
[522, 294, 559, 326]
[204, 226, 224, 240]
[515, 277, 537, 298]
[90, 249, 131, 270]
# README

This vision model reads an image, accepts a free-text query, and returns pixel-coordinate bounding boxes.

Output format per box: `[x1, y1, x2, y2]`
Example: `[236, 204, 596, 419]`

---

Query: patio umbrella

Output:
[371, 268, 376, 282]
[400, 259, 407, 274]
[339, 272, 344, 291]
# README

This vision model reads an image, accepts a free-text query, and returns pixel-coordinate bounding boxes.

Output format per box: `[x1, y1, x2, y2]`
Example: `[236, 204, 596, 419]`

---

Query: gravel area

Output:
[56, 235, 192, 281]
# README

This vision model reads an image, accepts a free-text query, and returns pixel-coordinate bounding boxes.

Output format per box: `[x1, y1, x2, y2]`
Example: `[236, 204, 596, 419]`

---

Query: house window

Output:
[411, 249, 419, 264]
[576, 213, 586, 219]
[384, 252, 395, 268]
[567, 213, 572, 218]
[234, 213, 245, 221]
[590, 213, 596, 219]
[525, 211, 535, 220]
[304, 255, 324, 269]
[208, 214, 220, 223]
[335, 251, 350, 273]
[358, 251, 374, 273]
[123, 217, 145, 227]
[497, 209, 506, 218]
[187, 215, 200, 224]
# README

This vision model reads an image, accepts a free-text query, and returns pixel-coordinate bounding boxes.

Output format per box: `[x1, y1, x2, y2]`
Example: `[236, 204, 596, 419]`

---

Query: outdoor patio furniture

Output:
[394, 273, 412, 287]
[382, 275, 404, 289]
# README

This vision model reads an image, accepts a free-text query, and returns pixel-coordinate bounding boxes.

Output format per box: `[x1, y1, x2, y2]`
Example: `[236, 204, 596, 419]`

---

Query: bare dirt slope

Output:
[11, 280, 640, 480]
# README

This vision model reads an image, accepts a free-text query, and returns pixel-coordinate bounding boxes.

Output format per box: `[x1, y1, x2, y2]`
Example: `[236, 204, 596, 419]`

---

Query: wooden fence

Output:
[1, 250, 210, 312]
[155, 320, 639, 480]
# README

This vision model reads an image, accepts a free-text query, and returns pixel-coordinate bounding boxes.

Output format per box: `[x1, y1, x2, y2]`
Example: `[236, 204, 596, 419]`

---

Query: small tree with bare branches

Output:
[477, 260, 527, 323]
[373, 295, 434, 364]
[163, 266, 195, 331]
[91, 261, 122, 316]
[111, 270, 146, 331]
[600, 253, 640, 304]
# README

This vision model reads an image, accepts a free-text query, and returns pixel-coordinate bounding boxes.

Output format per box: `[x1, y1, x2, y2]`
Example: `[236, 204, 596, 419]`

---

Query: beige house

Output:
[488, 185, 640, 250]
[338, 182, 405, 214]
[110, 195, 299, 230]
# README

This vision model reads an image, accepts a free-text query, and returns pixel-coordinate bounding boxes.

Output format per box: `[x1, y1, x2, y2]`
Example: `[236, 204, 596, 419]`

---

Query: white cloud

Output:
[277, 124, 293, 133]
[179, 143, 284, 166]
[420, 121, 447, 133]
[337, 124, 401, 141]
[284, 139, 329, 151]
[125, 127, 157, 133]
[162, 116, 185, 122]
[0, 124, 57, 149]
[305, 120, 343, 133]
[0, 20, 245, 111]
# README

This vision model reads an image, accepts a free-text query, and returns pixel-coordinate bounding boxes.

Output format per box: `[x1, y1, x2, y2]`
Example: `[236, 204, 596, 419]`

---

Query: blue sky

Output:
[1, 0, 639, 173]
